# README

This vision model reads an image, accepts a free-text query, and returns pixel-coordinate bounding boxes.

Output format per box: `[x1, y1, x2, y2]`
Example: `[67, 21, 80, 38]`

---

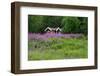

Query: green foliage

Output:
[42, 16, 63, 27]
[28, 15, 44, 33]
[28, 38, 88, 60]
[78, 17, 88, 35]
[28, 15, 88, 35]
[61, 17, 81, 33]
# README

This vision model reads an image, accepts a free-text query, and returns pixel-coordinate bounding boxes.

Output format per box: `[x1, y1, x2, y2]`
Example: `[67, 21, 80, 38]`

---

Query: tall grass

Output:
[28, 37, 88, 60]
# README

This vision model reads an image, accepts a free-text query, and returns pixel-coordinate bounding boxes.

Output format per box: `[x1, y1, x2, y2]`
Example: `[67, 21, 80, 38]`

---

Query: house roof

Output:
[44, 27, 61, 31]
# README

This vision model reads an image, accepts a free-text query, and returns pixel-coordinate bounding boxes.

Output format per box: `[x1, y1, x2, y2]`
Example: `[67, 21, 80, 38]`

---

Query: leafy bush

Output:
[61, 17, 81, 33]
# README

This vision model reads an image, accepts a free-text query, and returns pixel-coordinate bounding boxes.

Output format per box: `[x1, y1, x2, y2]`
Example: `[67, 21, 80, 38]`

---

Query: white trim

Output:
[45, 27, 61, 32]
[44, 27, 52, 31]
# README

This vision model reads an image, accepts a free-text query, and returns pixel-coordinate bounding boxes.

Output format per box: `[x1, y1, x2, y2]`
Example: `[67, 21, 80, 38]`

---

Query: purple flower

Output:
[28, 33, 82, 41]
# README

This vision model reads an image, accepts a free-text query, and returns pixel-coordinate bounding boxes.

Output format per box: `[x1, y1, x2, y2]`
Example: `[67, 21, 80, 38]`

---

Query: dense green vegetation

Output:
[28, 37, 87, 60]
[28, 15, 88, 35]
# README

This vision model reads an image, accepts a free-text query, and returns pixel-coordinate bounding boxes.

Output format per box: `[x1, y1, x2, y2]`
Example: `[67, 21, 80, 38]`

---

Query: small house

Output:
[44, 27, 61, 34]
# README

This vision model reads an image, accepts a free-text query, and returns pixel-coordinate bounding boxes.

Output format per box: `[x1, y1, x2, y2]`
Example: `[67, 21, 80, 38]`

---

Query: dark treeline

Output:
[28, 15, 88, 35]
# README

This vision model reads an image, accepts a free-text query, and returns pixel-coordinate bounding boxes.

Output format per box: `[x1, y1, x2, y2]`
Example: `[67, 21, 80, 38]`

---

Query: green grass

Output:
[28, 37, 88, 60]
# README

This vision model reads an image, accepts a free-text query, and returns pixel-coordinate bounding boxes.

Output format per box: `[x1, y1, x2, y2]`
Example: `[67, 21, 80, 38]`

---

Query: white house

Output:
[44, 27, 61, 33]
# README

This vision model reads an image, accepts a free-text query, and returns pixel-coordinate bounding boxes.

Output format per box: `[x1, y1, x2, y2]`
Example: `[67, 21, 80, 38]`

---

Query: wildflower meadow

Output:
[28, 15, 88, 60]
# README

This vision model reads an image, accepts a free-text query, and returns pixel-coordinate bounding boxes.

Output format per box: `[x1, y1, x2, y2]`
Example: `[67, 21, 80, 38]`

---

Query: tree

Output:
[42, 16, 63, 28]
[78, 17, 88, 35]
[28, 15, 88, 35]
[28, 15, 44, 33]
[61, 17, 81, 33]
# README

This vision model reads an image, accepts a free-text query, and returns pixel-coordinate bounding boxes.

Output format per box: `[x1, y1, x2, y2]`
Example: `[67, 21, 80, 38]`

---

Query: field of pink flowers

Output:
[28, 33, 82, 40]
